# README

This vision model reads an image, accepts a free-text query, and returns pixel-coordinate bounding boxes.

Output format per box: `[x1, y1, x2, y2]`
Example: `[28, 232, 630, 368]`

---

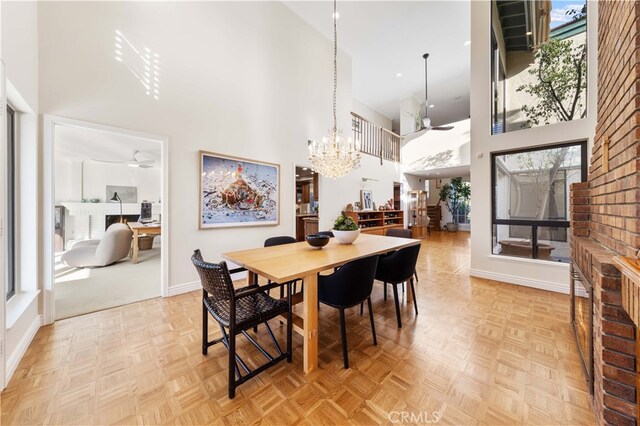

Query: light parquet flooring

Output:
[1, 232, 595, 425]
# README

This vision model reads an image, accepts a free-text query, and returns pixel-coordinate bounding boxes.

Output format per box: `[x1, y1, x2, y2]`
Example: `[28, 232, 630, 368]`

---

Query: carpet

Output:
[54, 246, 161, 320]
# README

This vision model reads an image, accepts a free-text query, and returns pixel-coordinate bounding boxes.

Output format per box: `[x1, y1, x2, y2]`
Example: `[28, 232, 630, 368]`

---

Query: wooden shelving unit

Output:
[346, 210, 404, 235]
[407, 190, 429, 238]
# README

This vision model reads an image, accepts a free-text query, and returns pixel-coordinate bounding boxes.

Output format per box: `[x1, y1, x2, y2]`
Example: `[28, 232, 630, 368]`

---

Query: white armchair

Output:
[62, 223, 133, 267]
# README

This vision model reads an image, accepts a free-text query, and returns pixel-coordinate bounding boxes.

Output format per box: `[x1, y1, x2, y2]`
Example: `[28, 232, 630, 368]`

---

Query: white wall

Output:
[1, 0, 40, 387]
[54, 159, 161, 204]
[403, 173, 425, 192]
[402, 118, 470, 174]
[400, 96, 422, 135]
[469, 1, 597, 294]
[2, 2, 38, 110]
[352, 98, 393, 131]
[38, 2, 399, 290]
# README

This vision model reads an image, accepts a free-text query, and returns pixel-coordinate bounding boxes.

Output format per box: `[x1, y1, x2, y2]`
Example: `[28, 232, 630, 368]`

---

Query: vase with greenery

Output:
[332, 212, 360, 244]
[438, 177, 471, 232]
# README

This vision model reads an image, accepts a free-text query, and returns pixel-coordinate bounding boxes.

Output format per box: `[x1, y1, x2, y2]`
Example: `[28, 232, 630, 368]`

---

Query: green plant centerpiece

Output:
[332, 212, 360, 244]
[438, 177, 471, 232]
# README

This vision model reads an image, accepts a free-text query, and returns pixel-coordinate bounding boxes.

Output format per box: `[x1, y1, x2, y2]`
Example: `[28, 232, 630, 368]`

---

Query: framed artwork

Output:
[199, 151, 280, 229]
[361, 190, 373, 211]
[106, 185, 137, 203]
[435, 178, 442, 188]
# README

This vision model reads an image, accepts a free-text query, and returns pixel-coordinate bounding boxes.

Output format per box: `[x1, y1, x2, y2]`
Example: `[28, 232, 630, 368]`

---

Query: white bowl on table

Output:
[332, 229, 360, 244]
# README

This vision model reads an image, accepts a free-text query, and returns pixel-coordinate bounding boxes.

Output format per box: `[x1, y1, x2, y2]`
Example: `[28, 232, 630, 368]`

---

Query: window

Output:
[491, 141, 587, 262]
[491, 32, 506, 135]
[491, 1, 588, 133]
[6, 105, 16, 300]
[453, 182, 471, 224]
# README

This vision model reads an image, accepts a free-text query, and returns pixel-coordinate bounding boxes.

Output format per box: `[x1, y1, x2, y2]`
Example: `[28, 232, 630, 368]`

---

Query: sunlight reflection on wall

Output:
[114, 30, 160, 100]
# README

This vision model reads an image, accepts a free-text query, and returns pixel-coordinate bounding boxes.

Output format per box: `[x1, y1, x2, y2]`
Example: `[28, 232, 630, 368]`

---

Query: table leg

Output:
[302, 272, 318, 374]
[132, 230, 139, 264]
[247, 271, 257, 286]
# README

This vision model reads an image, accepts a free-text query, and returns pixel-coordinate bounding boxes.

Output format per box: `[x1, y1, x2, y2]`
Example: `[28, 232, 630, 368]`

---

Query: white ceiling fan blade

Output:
[90, 158, 125, 164]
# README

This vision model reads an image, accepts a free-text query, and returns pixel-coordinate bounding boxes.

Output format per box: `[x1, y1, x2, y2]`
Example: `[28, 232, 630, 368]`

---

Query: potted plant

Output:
[332, 212, 360, 244]
[438, 177, 470, 232]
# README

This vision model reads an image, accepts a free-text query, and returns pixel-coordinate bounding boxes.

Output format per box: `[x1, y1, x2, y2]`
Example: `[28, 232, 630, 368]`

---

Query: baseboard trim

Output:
[168, 270, 248, 297]
[167, 281, 201, 296]
[6, 314, 43, 385]
[469, 268, 569, 294]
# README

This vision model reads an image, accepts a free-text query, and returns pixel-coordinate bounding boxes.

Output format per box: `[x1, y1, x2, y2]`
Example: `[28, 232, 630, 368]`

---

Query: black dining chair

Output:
[264, 236, 301, 297]
[385, 228, 412, 238]
[191, 249, 292, 399]
[318, 255, 379, 369]
[385, 228, 419, 285]
[373, 244, 421, 328]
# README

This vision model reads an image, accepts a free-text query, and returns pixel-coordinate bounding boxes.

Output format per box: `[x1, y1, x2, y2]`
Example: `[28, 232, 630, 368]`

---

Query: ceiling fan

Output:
[92, 150, 155, 168]
[422, 53, 453, 132]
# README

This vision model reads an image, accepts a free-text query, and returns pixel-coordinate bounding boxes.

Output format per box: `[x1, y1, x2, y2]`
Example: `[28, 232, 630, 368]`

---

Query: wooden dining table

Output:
[222, 233, 421, 374]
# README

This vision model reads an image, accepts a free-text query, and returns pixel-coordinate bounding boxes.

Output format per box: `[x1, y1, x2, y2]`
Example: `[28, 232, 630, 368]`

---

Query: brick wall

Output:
[572, 234, 637, 425]
[593, 3, 640, 421]
[568, 1, 640, 424]
[590, 0, 640, 259]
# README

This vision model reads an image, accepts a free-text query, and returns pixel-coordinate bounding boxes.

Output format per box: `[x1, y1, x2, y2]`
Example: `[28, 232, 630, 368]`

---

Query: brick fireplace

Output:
[569, 2, 640, 424]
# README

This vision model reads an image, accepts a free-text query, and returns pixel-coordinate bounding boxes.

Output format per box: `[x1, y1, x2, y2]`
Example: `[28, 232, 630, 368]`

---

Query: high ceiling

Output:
[55, 125, 161, 166]
[284, 1, 471, 126]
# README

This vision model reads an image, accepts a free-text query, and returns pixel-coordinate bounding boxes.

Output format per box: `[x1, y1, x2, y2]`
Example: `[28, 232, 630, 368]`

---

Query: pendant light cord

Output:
[333, 0, 338, 132]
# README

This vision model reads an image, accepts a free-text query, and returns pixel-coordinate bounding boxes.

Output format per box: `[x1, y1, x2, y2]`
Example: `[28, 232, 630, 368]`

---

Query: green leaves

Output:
[334, 212, 358, 231]
[438, 177, 471, 224]
[516, 38, 587, 126]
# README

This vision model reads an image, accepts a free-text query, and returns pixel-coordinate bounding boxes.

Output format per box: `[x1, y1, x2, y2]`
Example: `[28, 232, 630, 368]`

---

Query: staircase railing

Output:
[351, 112, 401, 164]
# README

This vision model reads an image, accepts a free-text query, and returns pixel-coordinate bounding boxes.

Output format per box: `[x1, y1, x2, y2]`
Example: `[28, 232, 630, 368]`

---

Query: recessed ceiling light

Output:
[429, 104, 435, 108]
[332, 11, 340, 19]
[526, 31, 532, 36]
[396, 72, 403, 78]
[302, 167, 308, 171]
[464, 40, 471, 47]
[296, 174, 300, 177]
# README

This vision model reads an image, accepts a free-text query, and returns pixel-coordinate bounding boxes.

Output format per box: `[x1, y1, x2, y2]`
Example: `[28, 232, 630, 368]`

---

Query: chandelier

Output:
[308, 0, 360, 179]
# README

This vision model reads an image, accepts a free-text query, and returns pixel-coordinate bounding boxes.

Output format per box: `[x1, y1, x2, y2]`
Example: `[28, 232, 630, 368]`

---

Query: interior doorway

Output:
[393, 182, 402, 210]
[43, 116, 169, 323]
[295, 165, 319, 241]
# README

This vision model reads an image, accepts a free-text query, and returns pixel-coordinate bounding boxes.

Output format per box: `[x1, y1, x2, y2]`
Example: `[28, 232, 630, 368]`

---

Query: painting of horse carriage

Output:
[199, 151, 280, 228]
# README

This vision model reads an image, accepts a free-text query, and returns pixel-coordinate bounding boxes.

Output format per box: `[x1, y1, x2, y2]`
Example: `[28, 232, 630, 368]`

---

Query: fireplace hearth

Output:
[571, 261, 593, 395]
[105, 214, 139, 230]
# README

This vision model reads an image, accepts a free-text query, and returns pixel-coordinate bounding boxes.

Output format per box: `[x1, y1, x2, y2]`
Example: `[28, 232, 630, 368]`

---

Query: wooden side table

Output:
[127, 222, 161, 264]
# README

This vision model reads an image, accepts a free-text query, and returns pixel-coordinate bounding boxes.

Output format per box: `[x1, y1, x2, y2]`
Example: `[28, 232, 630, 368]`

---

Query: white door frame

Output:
[43, 115, 170, 325]
[0, 60, 7, 390]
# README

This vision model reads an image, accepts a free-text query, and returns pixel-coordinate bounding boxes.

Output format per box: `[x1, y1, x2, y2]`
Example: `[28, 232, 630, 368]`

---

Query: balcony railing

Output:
[351, 112, 401, 163]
